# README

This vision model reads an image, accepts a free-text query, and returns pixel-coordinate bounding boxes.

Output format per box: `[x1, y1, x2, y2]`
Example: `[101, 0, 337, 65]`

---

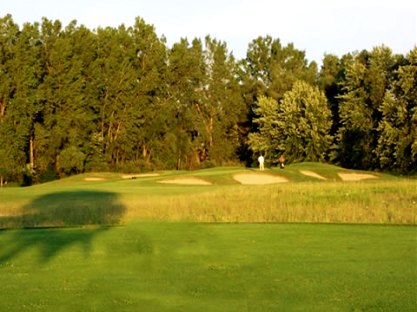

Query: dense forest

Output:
[0, 15, 416, 185]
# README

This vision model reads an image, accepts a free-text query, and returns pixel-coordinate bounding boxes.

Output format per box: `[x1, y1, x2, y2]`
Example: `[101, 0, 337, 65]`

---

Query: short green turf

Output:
[0, 222, 416, 311]
[0, 164, 416, 311]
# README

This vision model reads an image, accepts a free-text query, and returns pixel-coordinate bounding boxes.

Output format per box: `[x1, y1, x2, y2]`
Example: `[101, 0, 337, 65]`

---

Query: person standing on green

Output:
[258, 155, 265, 171]
[278, 155, 285, 169]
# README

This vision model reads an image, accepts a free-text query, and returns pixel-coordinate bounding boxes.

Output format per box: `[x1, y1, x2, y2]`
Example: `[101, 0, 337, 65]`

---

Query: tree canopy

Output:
[0, 14, 415, 185]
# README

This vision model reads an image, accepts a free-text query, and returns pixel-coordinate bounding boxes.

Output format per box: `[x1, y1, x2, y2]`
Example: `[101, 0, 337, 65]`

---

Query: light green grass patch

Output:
[1, 163, 416, 226]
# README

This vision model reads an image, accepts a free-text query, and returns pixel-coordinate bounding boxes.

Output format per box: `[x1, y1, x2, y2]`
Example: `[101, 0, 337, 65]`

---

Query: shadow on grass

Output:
[0, 190, 126, 264]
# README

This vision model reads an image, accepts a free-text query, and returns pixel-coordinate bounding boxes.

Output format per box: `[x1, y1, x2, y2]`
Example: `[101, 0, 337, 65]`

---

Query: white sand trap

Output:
[122, 173, 160, 179]
[338, 173, 377, 181]
[84, 177, 106, 181]
[159, 177, 212, 185]
[233, 173, 288, 185]
[300, 170, 327, 180]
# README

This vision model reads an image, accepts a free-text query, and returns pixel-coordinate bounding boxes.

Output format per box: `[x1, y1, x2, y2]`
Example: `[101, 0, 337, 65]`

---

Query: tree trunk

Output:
[0, 100, 5, 119]
[176, 157, 181, 171]
[142, 145, 151, 165]
[29, 137, 34, 171]
[208, 116, 213, 148]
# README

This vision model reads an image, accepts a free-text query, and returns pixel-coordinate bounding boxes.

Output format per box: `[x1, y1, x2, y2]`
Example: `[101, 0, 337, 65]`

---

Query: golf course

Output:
[0, 163, 416, 311]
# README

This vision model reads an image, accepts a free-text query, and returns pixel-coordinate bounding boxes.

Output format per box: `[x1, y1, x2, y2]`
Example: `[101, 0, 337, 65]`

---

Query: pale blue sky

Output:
[1, 0, 416, 63]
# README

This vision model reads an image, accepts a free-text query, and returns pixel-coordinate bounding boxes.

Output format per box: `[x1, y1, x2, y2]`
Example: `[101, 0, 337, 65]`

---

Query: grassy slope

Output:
[0, 163, 416, 225]
[0, 222, 416, 311]
[0, 164, 416, 310]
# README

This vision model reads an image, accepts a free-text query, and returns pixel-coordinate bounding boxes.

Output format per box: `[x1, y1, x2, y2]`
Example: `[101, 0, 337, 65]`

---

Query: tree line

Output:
[0, 15, 416, 185]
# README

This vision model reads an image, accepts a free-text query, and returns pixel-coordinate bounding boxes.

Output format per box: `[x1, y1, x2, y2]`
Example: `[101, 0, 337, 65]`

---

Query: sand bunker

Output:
[338, 173, 377, 181]
[300, 170, 326, 180]
[84, 177, 106, 181]
[122, 173, 160, 179]
[233, 173, 288, 185]
[159, 177, 212, 185]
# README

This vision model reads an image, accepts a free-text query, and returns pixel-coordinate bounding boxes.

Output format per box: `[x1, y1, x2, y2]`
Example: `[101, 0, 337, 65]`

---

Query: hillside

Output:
[1, 163, 415, 227]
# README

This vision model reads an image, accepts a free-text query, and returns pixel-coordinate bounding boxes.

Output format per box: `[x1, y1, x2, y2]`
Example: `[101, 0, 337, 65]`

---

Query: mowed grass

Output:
[0, 222, 416, 311]
[0, 163, 416, 310]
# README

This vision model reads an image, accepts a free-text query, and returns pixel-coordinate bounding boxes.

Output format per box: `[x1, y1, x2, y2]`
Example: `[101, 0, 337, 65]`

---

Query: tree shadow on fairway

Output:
[0, 190, 126, 264]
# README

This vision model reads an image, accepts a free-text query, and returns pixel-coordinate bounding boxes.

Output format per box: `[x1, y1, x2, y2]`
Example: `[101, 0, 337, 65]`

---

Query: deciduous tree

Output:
[376, 48, 417, 173]
[335, 47, 396, 169]
[249, 81, 332, 163]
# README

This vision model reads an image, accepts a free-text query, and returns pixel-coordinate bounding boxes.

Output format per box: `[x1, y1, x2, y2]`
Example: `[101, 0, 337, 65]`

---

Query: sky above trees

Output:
[1, 0, 415, 63]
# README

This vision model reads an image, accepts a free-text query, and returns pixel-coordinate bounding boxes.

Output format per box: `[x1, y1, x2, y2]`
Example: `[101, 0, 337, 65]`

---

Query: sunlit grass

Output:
[122, 180, 416, 224]
[0, 163, 416, 227]
[0, 164, 415, 311]
[0, 222, 415, 311]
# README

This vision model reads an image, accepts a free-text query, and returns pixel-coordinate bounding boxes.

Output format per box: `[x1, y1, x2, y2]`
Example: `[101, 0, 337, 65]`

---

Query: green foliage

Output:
[57, 146, 86, 176]
[279, 81, 333, 162]
[376, 48, 417, 173]
[238, 36, 319, 165]
[247, 95, 281, 159]
[249, 81, 332, 163]
[241, 36, 317, 100]
[0, 14, 415, 180]
[334, 47, 398, 169]
[318, 53, 353, 137]
[198, 36, 244, 164]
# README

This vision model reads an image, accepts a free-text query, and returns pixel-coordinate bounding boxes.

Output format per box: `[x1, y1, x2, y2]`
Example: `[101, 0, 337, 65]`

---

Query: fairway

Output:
[0, 5, 415, 310]
[0, 164, 416, 311]
[0, 223, 416, 311]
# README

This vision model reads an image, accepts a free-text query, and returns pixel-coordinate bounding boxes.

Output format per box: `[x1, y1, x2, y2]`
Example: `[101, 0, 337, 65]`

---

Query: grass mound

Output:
[0, 163, 415, 226]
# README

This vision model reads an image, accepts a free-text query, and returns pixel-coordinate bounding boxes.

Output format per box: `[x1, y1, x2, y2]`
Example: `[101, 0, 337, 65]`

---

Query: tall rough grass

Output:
[0, 191, 126, 229]
[1, 175, 415, 227]
[124, 180, 416, 224]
